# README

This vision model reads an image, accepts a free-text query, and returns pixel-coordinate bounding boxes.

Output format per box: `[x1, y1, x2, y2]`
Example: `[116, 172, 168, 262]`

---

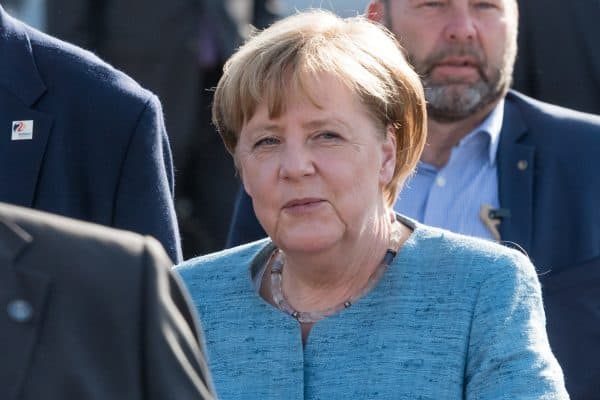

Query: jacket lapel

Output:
[0, 7, 53, 208]
[0, 218, 51, 400]
[497, 93, 534, 253]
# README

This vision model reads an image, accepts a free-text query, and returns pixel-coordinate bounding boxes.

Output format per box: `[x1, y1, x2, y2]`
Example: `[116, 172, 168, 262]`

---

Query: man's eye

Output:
[473, 1, 499, 10]
[253, 137, 280, 148]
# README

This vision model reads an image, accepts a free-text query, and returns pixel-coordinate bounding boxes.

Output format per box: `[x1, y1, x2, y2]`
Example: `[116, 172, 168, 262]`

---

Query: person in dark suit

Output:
[0, 202, 214, 399]
[513, 0, 600, 115]
[0, 5, 181, 262]
[227, 1, 600, 397]
[44, 0, 280, 257]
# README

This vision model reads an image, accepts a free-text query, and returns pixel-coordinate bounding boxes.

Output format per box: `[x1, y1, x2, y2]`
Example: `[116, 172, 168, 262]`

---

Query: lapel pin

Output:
[479, 204, 511, 241]
[11, 120, 34, 141]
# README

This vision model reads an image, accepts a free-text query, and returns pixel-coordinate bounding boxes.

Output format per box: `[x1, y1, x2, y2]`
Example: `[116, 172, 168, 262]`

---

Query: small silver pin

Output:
[11, 120, 34, 141]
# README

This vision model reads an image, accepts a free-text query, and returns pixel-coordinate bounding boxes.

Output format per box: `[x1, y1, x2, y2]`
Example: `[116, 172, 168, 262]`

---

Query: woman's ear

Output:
[380, 124, 397, 186]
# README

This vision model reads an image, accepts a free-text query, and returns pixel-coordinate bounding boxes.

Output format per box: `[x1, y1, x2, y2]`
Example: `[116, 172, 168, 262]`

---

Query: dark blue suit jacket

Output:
[0, 7, 181, 262]
[227, 90, 600, 399]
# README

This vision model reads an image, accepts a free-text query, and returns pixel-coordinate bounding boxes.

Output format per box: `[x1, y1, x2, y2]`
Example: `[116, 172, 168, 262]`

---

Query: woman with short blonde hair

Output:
[177, 10, 567, 399]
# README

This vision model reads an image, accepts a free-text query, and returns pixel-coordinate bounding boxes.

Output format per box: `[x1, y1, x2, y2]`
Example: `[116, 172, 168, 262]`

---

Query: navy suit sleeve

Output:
[112, 95, 182, 262]
[225, 187, 266, 248]
[140, 237, 215, 399]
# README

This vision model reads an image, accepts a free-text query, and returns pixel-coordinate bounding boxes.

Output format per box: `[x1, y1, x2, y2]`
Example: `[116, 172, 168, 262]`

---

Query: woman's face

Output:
[236, 74, 397, 254]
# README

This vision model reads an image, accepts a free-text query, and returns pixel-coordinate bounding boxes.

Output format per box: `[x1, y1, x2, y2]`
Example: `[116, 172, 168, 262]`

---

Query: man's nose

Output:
[443, 7, 477, 43]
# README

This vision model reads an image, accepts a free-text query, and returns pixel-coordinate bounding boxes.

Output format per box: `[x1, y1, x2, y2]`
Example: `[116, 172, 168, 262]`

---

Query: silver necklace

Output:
[269, 222, 403, 323]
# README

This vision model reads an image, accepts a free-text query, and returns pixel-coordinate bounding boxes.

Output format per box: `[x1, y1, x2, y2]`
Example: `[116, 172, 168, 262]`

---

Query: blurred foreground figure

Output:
[0, 202, 214, 400]
[0, 5, 182, 262]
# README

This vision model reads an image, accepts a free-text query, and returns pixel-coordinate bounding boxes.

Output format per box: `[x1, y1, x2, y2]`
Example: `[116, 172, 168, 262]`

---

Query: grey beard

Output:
[423, 74, 509, 122]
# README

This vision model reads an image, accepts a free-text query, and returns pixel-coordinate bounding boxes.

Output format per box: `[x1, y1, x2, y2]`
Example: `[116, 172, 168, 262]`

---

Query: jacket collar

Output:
[0, 5, 46, 106]
[498, 91, 528, 143]
[0, 6, 53, 208]
[497, 91, 535, 253]
[0, 218, 32, 263]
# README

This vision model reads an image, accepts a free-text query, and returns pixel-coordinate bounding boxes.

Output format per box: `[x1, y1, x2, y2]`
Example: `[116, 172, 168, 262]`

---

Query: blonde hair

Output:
[212, 10, 427, 206]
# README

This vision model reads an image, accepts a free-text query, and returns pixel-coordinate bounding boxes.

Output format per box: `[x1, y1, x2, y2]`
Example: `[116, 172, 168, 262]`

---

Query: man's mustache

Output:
[417, 46, 488, 83]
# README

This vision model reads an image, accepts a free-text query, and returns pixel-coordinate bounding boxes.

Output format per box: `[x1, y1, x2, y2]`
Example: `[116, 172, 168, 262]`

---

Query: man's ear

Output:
[366, 1, 386, 24]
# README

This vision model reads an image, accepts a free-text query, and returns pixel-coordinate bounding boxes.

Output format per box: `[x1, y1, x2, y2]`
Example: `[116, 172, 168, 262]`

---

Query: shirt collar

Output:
[457, 99, 505, 166]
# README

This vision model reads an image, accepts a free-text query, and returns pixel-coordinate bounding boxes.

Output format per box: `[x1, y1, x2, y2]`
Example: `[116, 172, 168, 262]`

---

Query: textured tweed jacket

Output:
[177, 220, 567, 399]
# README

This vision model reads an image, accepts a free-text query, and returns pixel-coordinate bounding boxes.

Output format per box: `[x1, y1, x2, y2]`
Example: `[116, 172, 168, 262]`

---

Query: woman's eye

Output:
[317, 131, 341, 140]
[420, 1, 446, 8]
[253, 137, 280, 148]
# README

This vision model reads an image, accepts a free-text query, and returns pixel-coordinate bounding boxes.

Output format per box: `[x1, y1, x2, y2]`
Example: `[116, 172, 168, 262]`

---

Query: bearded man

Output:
[226, 1, 600, 398]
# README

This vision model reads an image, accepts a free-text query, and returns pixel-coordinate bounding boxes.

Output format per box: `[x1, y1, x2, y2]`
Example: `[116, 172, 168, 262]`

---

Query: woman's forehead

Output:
[264, 71, 358, 111]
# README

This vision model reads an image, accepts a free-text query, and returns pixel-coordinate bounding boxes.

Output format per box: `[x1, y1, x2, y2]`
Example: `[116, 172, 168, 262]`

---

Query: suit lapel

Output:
[0, 105, 53, 207]
[0, 7, 53, 208]
[0, 218, 51, 400]
[497, 93, 534, 253]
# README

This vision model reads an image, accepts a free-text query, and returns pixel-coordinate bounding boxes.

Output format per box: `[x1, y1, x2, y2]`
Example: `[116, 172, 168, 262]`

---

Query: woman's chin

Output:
[275, 229, 342, 254]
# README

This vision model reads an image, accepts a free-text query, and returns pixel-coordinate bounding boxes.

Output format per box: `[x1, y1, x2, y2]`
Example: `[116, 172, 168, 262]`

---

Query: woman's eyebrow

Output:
[301, 118, 349, 131]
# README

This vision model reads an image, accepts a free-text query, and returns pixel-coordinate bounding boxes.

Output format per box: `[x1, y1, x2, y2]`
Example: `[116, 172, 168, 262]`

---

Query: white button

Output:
[7, 299, 33, 323]
[435, 176, 446, 187]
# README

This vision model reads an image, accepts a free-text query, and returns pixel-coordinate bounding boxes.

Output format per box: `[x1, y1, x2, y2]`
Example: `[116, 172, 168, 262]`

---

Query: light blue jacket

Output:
[177, 220, 568, 399]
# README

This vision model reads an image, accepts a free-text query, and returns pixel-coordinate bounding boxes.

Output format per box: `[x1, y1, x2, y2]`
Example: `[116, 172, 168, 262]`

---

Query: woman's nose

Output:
[278, 142, 316, 180]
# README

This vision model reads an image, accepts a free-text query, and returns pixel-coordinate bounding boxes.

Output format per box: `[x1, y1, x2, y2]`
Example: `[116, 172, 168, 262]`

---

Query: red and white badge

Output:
[11, 120, 34, 140]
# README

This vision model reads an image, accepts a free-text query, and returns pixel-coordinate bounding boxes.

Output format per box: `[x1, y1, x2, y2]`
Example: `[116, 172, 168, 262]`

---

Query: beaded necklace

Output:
[268, 221, 403, 323]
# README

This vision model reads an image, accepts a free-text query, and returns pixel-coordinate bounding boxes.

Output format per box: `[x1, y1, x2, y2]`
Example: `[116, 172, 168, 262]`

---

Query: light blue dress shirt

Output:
[394, 101, 504, 240]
